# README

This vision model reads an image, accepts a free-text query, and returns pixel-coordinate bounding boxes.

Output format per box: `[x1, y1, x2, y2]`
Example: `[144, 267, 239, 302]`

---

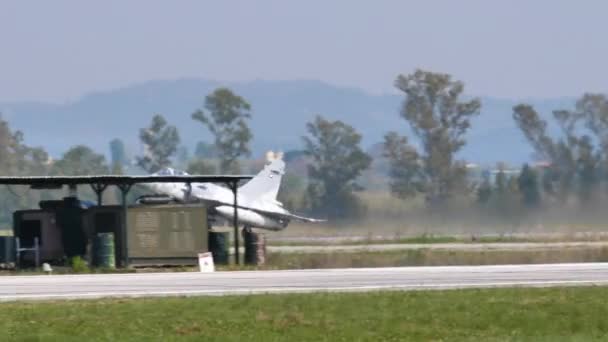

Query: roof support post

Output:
[68, 184, 78, 197]
[228, 181, 240, 265]
[117, 183, 132, 268]
[90, 183, 108, 206]
[185, 182, 192, 200]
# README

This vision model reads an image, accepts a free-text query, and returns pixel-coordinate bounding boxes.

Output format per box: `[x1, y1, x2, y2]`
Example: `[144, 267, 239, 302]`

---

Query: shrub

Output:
[69, 256, 90, 273]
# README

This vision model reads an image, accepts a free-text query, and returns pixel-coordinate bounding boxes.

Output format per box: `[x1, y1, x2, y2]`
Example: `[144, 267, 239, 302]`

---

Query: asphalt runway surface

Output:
[2, 263, 608, 302]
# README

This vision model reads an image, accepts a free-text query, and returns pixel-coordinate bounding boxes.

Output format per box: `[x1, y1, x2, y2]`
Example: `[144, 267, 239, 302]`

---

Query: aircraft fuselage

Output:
[144, 181, 290, 231]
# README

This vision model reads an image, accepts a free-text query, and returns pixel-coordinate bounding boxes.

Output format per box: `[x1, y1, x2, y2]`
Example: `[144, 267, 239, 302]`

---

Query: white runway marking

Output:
[2, 263, 608, 302]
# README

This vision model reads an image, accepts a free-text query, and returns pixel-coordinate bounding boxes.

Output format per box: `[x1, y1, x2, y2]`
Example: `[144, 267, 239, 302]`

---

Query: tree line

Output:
[1, 69, 607, 223]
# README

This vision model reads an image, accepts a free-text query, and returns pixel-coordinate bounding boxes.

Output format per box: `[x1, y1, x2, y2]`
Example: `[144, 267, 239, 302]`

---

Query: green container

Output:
[208, 231, 229, 265]
[0, 236, 15, 264]
[94, 233, 115, 268]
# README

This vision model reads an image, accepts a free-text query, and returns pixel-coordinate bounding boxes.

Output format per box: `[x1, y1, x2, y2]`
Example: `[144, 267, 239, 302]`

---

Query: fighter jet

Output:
[143, 154, 324, 231]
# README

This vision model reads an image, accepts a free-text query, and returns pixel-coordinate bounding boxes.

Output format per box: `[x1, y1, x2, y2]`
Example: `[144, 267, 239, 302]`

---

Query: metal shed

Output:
[0, 174, 251, 267]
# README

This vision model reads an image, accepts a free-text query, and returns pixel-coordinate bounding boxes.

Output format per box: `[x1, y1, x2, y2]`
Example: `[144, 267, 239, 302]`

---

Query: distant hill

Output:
[0, 79, 575, 165]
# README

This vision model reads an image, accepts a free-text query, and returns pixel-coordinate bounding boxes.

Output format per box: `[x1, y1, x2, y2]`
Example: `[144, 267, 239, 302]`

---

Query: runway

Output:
[2, 263, 608, 301]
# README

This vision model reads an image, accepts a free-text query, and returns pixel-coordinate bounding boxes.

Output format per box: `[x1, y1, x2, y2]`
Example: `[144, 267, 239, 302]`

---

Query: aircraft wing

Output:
[275, 212, 327, 223]
[244, 207, 326, 223]
[196, 197, 326, 223]
[191, 197, 225, 207]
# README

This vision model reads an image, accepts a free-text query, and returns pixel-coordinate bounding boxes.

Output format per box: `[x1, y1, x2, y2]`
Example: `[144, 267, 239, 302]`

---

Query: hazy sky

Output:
[1, 1, 606, 102]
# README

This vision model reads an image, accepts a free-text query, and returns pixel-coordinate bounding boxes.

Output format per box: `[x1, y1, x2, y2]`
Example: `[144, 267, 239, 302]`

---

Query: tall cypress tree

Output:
[518, 164, 541, 209]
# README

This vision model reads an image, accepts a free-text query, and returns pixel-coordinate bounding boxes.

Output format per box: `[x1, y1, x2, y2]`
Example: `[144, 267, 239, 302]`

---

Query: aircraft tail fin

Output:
[239, 153, 285, 201]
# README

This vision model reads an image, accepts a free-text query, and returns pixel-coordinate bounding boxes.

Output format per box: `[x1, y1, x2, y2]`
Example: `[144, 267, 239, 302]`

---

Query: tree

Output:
[175, 145, 190, 169]
[576, 135, 599, 202]
[0, 115, 53, 177]
[575, 94, 608, 198]
[512, 105, 560, 202]
[194, 141, 218, 159]
[540, 166, 556, 198]
[494, 168, 507, 195]
[137, 114, 180, 173]
[513, 100, 602, 203]
[277, 172, 306, 211]
[187, 159, 216, 175]
[384, 69, 481, 207]
[25, 147, 50, 176]
[383, 132, 423, 199]
[578, 94, 608, 155]
[52, 145, 109, 175]
[303, 116, 371, 219]
[518, 164, 541, 208]
[512, 104, 555, 160]
[0, 117, 27, 176]
[0, 115, 52, 225]
[192, 88, 252, 173]
[476, 171, 492, 205]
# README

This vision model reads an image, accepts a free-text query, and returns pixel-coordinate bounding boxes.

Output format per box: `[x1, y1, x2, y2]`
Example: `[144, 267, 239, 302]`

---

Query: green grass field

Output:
[1, 287, 608, 341]
[262, 247, 608, 269]
[266, 234, 533, 246]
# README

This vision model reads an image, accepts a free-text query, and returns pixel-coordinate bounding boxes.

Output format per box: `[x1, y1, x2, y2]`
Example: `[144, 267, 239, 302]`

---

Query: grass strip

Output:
[1, 287, 608, 341]
[264, 247, 608, 269]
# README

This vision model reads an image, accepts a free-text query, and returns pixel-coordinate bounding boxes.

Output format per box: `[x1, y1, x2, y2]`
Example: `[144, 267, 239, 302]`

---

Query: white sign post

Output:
[198, 252, 215, 272]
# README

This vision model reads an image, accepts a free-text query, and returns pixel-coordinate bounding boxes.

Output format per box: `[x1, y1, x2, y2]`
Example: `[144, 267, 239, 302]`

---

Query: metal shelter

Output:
[0, 174, 252, 266]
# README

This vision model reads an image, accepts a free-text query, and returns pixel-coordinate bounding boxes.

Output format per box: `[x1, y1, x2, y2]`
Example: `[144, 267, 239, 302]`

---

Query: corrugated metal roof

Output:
[0, 175, 252, 186]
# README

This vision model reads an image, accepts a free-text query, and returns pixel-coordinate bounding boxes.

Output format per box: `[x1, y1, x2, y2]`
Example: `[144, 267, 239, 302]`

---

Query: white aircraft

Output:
[143, 154, 324, 231]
